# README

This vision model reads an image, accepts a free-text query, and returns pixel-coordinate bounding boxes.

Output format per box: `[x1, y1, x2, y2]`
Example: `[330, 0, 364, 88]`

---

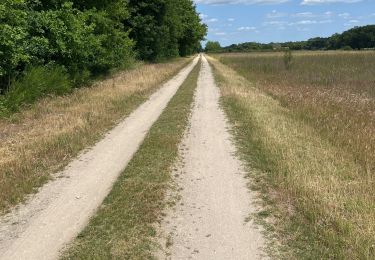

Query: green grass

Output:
[3, 65, 71, 114]
[208, 56, 374, 260]
[62, 60, 201, 259]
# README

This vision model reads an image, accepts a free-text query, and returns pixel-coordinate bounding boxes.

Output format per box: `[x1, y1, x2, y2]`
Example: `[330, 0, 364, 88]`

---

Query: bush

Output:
[341, 45, 353, 51]
[4, 65, 71, 112]
[283, 49, 293, 70]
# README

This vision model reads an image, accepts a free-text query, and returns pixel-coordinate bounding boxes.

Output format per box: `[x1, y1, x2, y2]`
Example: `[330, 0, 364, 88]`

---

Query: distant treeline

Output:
[0, 0, 207, 108]
[206, 25, 375, 53]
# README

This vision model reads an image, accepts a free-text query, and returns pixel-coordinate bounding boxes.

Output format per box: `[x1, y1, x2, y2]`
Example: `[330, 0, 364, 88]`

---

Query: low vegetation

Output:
[208, 54, 374, 259]
[62, 59, 201, 259]
[0, 57, 191, 212]
[217, 51, 375, 180]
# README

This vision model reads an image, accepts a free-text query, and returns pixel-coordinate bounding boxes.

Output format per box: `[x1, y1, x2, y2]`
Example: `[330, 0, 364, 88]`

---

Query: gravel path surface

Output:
[159, 56, 265, 260]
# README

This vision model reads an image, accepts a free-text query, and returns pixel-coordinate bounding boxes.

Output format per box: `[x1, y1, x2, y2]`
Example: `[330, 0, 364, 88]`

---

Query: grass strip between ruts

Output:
[62, 59, 201, 259]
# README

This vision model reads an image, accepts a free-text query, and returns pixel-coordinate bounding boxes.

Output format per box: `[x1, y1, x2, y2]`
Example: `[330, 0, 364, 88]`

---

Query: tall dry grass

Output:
[208, 54, 374, 259]
[217, 51, 375, 182]
[0, 58, 191, 212]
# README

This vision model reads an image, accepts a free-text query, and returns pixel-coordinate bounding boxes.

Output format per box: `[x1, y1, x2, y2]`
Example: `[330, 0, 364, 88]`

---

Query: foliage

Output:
[4, 65, 71, 112]
[205, 41, 222, 53]
[0, 0, 206, 111]
[216, 25, 375, 52]
[126, 0, 206, 61]
[0, 0, 29, 88]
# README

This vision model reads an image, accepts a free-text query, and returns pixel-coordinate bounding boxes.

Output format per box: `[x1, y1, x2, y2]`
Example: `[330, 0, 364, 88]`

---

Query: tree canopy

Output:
[212, 25, 375, 53]
[205, 41, 221, 53]
[0, 0, 207, 92]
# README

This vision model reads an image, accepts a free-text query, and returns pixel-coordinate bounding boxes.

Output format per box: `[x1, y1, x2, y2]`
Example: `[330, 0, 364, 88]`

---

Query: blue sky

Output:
[194, 0, 375, 46]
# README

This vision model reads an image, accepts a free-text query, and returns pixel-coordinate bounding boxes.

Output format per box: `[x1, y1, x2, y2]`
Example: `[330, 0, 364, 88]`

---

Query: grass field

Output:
[62, 59, 201, 259]
[0, 57, 191, 213]
[208, 52, 375, 259]
[217, 51, 375, 174]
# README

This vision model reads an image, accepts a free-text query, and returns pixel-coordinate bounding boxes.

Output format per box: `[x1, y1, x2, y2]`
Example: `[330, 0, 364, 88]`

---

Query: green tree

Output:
[0, 0, 29, 90]
[205, 41, 221, 53]
[126, 0, 206, 61]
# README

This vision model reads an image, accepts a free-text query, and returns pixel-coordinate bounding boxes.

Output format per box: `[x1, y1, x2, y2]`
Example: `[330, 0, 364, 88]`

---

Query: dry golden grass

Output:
[208, 55, 374, 259]
[216, 51, 375, 175]
[0, 58, 192, 212]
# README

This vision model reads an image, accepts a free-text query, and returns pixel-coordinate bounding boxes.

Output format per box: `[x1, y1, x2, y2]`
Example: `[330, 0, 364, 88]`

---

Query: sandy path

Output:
[159, 56, 265, 259]
[0, 57, 199, 260]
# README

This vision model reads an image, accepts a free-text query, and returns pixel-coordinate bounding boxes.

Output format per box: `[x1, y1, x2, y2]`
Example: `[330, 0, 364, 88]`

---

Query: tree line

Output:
[205, 25, 375, 53]
[0, 0, 206, 113]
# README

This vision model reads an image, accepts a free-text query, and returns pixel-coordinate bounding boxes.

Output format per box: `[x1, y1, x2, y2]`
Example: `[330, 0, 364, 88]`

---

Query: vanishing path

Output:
[0, 57, 199, 260]
[160, 56, 265, 259]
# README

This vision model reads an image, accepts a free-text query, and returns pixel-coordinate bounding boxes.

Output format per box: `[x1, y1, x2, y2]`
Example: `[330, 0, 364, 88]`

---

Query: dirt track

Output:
[0, 57, 199, 260]
[0, 55, 266, 259]
[159, 56, 265, 259]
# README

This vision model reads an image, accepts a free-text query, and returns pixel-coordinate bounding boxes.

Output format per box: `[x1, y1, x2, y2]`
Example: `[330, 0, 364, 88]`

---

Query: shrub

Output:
[283, 49, 293, 70]
[341, 45, 353, 51]
[4, 65, 71, 112]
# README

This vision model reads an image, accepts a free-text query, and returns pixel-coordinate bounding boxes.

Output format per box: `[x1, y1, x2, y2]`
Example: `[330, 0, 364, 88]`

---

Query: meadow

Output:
[209, 51, 375, 259]
[218, 51, 375, 173]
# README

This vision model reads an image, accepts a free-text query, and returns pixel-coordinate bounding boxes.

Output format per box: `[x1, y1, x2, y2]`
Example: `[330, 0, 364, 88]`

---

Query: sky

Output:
[194, 0, 375, 46]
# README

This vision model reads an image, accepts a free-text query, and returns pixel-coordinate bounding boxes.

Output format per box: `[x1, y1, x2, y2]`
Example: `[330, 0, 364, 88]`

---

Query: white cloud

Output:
[338, 12, 351, 19]
[228, 18, 235, 21]
[263, 20, 287, 26]
[297, 27, 310, 31]
[194, 0, 289, 4]
[293, 12, 316, 18]
[237, 26, 257, 30]
[262, 20, 287, 30]
[344, 19, 360, 26]
[266, 10, 287, 18]
[301, 0, 362, 5]
[214, 32, 227, 35]
[293, 11, 333, 18]
[206, 18, 219, 23]
[294, 20, 318, 24]
[199, 13, 208, 19]
[289, 19, 333, 25]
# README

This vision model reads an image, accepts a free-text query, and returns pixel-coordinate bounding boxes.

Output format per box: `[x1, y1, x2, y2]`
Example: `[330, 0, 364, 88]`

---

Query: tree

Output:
[0, 0, 29, 90]
[126, 0, 206, 61]
[205, 41, 221, 53]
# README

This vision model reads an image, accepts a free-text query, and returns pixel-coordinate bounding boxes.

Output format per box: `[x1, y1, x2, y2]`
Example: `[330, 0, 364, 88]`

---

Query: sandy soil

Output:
[158, 56, 266, 259]
[0, 57, 199, 260]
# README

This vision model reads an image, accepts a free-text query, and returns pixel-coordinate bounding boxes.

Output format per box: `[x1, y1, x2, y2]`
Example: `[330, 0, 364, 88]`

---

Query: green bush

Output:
[341, 45, 353, 51]
[5, 65, 71, 112]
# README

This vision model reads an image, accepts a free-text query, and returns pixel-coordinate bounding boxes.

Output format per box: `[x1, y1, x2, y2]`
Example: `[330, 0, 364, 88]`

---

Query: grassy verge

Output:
[215, 51, 375, 184]
[61, 59, 201, 259]
[208, 56, 374, 259]
[0, 57, 192, 213]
